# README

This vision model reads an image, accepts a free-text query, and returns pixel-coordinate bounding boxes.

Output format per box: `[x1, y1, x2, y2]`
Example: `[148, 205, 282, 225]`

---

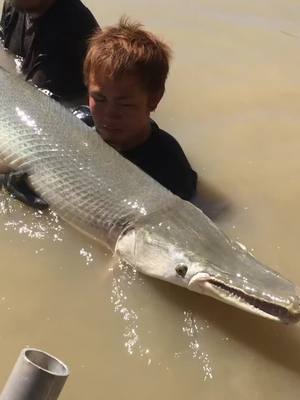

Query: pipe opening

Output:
[24, 349, 69, 376]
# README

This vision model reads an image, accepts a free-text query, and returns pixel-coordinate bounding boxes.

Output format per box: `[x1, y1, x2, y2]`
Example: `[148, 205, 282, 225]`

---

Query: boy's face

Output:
[88, 73, 158, 151]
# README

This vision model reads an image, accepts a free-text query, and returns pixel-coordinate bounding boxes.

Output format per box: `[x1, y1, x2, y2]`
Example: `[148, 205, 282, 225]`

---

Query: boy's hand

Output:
[72, 105, 95, 127]
[0, 171, 49, 210]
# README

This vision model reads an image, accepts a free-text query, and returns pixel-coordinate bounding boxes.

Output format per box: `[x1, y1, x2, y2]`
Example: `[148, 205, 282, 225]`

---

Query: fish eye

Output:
[175, 264, 188, 278]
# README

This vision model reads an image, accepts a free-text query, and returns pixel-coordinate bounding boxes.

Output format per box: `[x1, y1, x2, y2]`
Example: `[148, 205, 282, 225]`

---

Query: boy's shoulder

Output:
[149, 121, 198, 200]
[122, 120, 198, 200]
[150, 121, 190, 160]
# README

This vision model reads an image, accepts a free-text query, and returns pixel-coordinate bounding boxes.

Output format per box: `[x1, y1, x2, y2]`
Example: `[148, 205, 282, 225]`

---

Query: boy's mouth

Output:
[101, 125, 122, 134]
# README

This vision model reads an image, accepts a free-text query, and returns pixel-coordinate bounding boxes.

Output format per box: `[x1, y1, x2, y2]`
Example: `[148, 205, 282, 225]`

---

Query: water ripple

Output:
[175, 310, 213, 380]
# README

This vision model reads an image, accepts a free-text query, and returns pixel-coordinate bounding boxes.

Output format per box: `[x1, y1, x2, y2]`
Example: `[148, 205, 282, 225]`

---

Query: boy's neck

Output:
[120, 122, 152, 152]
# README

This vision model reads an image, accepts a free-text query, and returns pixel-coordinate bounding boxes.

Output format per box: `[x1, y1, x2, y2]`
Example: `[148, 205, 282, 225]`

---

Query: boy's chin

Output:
[100, 135, 123, 151]
[97, 127, 140, 151]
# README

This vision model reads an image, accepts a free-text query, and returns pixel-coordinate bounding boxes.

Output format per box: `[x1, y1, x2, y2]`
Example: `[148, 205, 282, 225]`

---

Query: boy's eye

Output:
[93, 95, 106, 102]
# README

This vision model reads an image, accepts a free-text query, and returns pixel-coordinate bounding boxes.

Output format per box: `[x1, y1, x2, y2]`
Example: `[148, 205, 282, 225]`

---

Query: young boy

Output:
[84, 18, 197, 201]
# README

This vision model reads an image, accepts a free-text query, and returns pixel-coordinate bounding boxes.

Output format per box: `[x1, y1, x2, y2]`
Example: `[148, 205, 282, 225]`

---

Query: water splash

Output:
[0, 193, 64, 242]
[110, 260, 215, 376]
[175, 311, 213, 380]
[79, 247, 94, 266]
[110, 261, 152, 364]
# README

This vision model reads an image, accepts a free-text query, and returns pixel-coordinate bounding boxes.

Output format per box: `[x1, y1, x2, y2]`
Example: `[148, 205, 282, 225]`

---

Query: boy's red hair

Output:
[84, 17, 172, 95]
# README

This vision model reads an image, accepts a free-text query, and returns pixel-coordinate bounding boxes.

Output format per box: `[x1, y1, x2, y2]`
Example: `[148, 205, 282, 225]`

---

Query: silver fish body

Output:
[0, 66, 299, 323]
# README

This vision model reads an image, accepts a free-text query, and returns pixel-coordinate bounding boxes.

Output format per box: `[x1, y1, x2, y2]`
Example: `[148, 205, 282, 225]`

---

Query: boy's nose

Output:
[104, 103, 121, 120]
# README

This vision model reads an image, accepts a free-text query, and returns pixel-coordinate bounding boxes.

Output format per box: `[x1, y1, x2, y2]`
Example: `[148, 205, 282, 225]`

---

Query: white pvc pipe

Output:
[0, 348, 69, 400]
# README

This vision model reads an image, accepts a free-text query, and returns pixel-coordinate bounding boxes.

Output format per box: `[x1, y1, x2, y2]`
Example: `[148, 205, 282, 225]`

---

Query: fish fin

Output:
[1, 170, 49, 210]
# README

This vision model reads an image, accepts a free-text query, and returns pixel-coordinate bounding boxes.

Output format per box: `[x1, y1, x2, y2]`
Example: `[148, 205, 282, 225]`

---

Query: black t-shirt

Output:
[122, 121, 198, 200]
[0, 0, 99, 99]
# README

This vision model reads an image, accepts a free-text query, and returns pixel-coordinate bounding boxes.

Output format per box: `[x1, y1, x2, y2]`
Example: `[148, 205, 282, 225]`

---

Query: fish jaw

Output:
[188, 273, 300, 323]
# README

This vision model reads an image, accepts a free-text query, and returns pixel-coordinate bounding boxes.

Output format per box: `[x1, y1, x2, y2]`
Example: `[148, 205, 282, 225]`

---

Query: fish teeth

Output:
[209, 280, 287, 318]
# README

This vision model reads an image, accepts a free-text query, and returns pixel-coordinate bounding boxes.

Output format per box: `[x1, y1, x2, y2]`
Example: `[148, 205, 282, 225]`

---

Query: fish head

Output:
[116, 203, 300, 324]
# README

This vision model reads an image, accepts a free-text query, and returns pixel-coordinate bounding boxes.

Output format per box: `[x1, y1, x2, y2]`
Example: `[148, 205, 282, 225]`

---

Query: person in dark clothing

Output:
[85, 18, 197, 201]
[0, 0, 99, 100]
[122, 121, 197, 200]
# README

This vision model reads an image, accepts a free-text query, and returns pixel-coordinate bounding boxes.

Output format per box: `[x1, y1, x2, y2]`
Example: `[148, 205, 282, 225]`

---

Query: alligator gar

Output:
[0, 66, 299, 324]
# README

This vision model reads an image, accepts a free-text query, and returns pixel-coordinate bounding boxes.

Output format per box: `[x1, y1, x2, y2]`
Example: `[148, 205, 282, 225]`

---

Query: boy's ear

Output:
[148, 87, 165, 112]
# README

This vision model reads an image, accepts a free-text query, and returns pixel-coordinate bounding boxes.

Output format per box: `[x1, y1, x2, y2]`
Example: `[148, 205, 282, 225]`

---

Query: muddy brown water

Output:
[0, 0, 300, 399]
